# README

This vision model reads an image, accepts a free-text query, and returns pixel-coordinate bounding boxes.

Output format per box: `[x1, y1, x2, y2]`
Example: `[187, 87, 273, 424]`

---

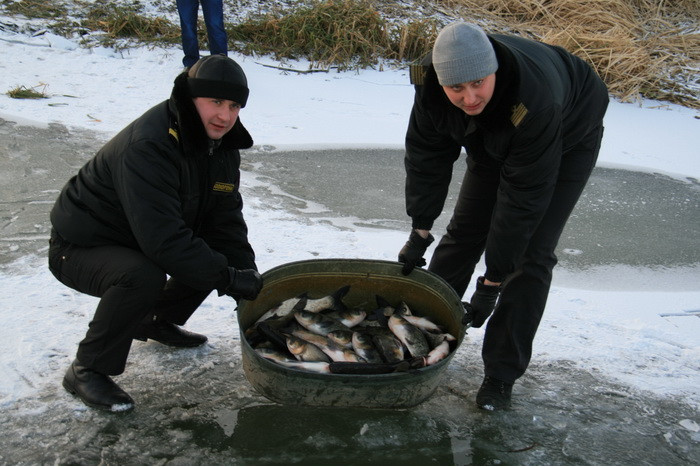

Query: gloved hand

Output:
[224, 268, 263, 301]
[462, 276, 501, 328]
[398, 230, 434, 275]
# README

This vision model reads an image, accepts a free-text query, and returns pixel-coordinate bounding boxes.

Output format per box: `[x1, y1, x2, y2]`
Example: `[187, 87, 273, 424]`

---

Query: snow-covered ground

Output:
[0, 24, 698, 418]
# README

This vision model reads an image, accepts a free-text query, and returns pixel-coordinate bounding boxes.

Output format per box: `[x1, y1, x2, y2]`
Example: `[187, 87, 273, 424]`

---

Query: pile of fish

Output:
[245, 285, 458, 375]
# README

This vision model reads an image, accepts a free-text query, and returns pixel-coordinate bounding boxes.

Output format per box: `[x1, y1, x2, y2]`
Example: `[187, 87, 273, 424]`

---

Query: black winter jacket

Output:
[405, 34, 609, 282]
[50, 72, 256, 291]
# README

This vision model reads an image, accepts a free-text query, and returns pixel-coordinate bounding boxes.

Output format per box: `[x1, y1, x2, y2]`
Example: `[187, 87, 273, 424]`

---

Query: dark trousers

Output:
[176, 0, 228, 67]
[48, 234, 211, 375]
[429, 124, 604, 383]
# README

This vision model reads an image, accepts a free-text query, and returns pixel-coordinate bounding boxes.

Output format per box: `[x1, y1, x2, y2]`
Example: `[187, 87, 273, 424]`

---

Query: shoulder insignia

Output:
[213, 182, 235, 193]
[168, 127, 179, 142]
[409, 64, 428, 85]
[510, 103, 528, 127]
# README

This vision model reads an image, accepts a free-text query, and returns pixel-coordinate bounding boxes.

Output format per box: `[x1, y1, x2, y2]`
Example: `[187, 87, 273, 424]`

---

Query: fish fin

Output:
[256, 323, 288, 352]
[330, 285, 351, 311]
[375, 295, 392, 308]
[292, 296, 308, 312]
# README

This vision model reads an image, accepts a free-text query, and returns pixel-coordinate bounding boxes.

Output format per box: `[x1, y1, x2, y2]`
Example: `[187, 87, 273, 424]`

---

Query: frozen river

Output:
[0, 117, 698, 465]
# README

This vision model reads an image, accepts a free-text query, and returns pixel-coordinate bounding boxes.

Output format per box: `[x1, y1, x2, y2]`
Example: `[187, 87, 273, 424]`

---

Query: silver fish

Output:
[274, 360, 331, 374]
[255, 294, 308, 324]
[294, 310, 352, 335]
[403, 314, 444, 333]
[290, 328, 333, 348]
[321, 342, 365, 363]
[424, 339, 451, 365]
[255, 347, 294, 363]
[351, 332, 383, 364]
[388, 313, 430, 357]
[372, 295, 396, 326]
[371, 333, 404, 363]
[303, 285, 351, 312]
[423, 331, 456, 349]
[290, 328, 362, 362]
[322, 308, 367, 328]
[285, 335, 331, 362]
[396, 301, 414, 316]
[326, 329, 354, 349]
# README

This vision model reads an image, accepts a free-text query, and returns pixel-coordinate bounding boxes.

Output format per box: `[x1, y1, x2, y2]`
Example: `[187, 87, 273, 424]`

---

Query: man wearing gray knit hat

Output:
[432, 22, 499, 87]
[398, 22, 609, 411]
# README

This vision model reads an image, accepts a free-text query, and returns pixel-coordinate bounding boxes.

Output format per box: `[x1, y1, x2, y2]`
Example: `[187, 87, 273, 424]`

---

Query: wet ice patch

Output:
[679, 419, 699, 432]
[562, 248, 583, 255]
[111, 402, 134, 412]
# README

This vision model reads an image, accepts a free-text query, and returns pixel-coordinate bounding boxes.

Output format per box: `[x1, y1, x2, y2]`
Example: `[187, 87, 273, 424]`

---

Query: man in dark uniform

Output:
[398, 22, 608, 410]
[48, 55, 263, 412]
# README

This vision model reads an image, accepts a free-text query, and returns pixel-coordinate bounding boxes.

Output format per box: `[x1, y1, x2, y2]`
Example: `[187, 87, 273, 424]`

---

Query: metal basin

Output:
[237, 259, 466, 408]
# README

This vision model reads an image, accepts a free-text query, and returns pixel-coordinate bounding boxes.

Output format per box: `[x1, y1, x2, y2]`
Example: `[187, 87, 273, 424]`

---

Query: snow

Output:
[0, 26, 698, 412]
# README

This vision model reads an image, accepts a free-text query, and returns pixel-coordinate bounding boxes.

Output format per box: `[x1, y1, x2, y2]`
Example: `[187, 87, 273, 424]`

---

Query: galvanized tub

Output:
[237, 259, 466, 408]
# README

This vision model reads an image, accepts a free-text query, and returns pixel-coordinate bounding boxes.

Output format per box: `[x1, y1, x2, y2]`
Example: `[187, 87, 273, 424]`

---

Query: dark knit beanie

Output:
[187, 54, 249, 107]
[432, 22, 498, 86]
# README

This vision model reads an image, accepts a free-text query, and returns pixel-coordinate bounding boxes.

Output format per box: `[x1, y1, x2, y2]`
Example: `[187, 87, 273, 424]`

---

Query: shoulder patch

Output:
[213, 182, 235, 193]
[168, 127, 179, 142]
[409, 64, 428, 85]
[510, 103, 528, 127]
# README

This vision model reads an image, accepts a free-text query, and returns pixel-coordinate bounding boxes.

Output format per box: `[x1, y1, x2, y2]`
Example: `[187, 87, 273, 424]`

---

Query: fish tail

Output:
[330, 285, 351, 310]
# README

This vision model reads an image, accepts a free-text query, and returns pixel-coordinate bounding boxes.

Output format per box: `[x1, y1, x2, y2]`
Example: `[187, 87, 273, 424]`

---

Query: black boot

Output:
[134, 319, 207, 347]
[476, 376, 513, 411]
[62, 360, 134, 412]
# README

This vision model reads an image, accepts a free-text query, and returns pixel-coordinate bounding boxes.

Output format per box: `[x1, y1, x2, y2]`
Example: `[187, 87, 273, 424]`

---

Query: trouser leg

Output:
[177, 0, 201, 67]
[48, 239, 167, 375]
[200, 0, 228, 56]
[428, 158, 499, 298]
[483, 124, 604, 383]
[148, 278, 212, 326]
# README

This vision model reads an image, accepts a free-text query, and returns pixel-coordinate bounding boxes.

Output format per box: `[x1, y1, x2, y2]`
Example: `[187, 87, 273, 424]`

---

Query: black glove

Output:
[224, 268, 263, 301]
[462, 276, 501, 328]
[398, 230, 434, 275]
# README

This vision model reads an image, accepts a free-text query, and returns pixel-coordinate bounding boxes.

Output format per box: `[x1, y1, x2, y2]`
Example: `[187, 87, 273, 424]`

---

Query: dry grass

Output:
[228, 0, 391, 70]
[6, 84, 48, 99]
[81, 1, 180, 46]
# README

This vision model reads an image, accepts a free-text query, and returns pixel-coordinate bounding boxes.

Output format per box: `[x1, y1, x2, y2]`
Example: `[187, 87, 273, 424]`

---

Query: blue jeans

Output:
[176, 0, 228, 67]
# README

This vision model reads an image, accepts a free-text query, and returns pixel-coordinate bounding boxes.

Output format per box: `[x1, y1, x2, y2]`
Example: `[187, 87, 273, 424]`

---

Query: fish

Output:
[289, 328, 363, 362]
[321, 342, 365, 363]
[285, 335, 331, 362]
[388, 313, 430, 358]
[424, 339, 451, 365]
[371, 295, 396, 327]
[255, 347, 294, 363]
[294, 310, 352, 335]
[326, 329, 354, 349]
[371, 333, 404, 363]
[351, 331, 384, 364]
[255, 294, 308, 324]
[396, 301, 414, 316]
[423, 331, 456, 349]
[274, 360, 331, 374]
[303, 285, 351, 312]
[322, 308, 367, 328]
[403, 314, 445, 334]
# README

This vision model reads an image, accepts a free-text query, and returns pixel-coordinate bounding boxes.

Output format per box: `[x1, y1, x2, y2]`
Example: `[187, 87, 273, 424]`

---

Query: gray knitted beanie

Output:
[432, 22, 498, 86]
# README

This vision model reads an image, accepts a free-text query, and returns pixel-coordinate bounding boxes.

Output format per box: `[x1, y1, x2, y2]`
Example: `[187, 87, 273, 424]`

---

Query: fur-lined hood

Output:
[168, 71, 253, 157]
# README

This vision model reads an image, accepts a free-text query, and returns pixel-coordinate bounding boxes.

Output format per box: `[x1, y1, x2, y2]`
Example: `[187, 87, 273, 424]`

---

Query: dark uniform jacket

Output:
[405, 33, 609, 282]
[50, 72, 256, 291]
